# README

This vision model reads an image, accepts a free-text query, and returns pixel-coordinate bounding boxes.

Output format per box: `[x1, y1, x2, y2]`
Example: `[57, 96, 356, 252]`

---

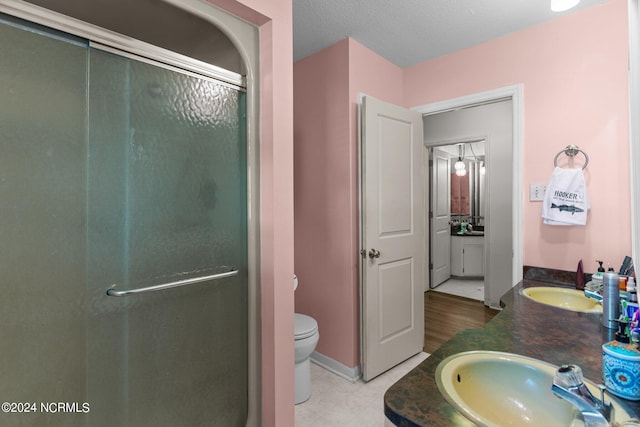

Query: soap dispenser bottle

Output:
[593, 260, 606, 282]
[602, 319, 640, 401]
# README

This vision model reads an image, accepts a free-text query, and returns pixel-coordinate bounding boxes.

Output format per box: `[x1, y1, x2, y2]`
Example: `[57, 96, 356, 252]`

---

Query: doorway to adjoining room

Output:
[429, 140, 486, 302]
[420, 96, 516, 309]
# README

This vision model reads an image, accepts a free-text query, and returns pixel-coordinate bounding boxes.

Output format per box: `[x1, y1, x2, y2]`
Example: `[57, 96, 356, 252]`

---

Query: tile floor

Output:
[432, 278, 484, 301]
[294, 352, 430, 427]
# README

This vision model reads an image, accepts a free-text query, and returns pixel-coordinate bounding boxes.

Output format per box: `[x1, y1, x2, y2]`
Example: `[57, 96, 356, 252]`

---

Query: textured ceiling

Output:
[293, 0, 609, 67]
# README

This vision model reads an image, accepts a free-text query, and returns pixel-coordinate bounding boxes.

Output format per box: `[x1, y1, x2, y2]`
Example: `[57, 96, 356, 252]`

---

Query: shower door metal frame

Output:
[0, 0, 246, 89]
[0, 1, 261, 425]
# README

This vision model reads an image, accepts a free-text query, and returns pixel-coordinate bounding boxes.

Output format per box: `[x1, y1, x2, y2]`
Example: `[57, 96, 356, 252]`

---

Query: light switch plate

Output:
[529, 183, 546, 201]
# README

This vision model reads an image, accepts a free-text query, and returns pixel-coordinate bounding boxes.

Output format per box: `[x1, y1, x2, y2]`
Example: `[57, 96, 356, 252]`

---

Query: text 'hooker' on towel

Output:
[541, 167, 589, 226]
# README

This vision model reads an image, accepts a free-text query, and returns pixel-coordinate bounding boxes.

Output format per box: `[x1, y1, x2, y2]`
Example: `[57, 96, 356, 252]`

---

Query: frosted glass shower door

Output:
[0, 16, 91, 427]
[87, 47, 248, 426]
[0, 12, 248, 427]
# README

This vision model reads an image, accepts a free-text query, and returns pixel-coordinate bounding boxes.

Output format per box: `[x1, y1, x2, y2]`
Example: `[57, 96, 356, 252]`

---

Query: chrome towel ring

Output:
[553, 144, 589, 170]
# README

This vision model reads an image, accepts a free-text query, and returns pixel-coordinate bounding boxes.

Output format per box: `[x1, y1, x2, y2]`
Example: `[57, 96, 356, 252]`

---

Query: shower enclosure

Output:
[0, 11, 249, 427]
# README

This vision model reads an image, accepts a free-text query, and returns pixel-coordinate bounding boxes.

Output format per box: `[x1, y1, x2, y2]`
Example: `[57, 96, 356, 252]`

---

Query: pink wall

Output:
[294, 39, 403, 368]
[294, 39, 353, 364]
[404, 0, 631, 272]
[209, 1, 294, 426]
[231, 0, 630, 416]
[294, 0, 631, 374]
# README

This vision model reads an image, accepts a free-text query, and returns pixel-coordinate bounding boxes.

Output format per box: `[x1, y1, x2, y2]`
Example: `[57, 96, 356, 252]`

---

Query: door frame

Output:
[630, 0, 640, 266]
[414, 84, 524, 307]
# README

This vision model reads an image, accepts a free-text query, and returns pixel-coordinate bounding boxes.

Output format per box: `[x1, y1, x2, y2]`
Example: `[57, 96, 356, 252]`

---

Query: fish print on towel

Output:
[550, 203, 584, 214]
[541, 167, 589, 226]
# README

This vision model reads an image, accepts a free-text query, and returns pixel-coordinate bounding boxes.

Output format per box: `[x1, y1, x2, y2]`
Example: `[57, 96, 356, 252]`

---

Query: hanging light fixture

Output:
[454, 144, 467, 177]
[551, 0, 580, 12]
[480, 161, 486, 175]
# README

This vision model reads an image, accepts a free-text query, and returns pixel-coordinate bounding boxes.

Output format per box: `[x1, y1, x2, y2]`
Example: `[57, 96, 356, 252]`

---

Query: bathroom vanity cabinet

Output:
[450, 235, 484, 277]
[384, 278, 640, 426]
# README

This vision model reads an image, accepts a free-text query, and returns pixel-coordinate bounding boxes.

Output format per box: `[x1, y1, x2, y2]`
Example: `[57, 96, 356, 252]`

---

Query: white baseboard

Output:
[310, 351, 361, 383]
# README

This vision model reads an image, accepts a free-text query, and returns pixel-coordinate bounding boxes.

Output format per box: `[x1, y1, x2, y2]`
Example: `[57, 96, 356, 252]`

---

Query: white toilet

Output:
[294, 313, 319, 404]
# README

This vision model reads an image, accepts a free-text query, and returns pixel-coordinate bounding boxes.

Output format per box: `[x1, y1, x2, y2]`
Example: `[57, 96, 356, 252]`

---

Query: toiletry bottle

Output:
[593, 260, 605, 283]
[602, 319, 640, 400]
[602, 269, 620, 329]
[620, 275, 629, 292]
[597, 261, 605, 273]
[575, 259, 585, 290]
[627, 277, 639, 321]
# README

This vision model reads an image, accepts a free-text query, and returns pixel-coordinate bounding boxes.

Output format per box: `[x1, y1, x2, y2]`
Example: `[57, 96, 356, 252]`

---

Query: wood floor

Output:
[424, 290, 500, 354]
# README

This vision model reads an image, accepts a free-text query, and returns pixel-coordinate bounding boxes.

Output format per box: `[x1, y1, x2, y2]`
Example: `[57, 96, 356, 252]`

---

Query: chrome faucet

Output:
[551, 364, 613, 427]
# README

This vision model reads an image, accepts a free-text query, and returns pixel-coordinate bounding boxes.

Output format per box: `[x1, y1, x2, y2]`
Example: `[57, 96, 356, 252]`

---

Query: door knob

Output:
[368, 249, 381, 259]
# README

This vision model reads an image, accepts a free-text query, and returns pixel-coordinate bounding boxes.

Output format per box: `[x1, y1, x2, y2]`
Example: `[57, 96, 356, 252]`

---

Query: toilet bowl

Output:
[294, 313, 319, 404]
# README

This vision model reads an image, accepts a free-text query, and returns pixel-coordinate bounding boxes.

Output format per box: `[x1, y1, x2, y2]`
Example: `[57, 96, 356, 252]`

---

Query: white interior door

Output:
[430, 147, 451, 287]
[361, 96, 424, 381]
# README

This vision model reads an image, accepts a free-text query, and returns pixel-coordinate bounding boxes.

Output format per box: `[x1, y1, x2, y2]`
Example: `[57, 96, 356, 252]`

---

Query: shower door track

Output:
[0, 0, 246, 89]
[90, 41, 246, 91]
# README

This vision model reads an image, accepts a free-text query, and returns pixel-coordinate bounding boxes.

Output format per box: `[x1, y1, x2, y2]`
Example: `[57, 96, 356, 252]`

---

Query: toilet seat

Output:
[295, 313, 318, 340]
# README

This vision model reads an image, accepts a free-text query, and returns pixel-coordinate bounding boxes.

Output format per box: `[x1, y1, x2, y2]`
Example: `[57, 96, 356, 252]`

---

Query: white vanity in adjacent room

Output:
[450, 234, 484, 278]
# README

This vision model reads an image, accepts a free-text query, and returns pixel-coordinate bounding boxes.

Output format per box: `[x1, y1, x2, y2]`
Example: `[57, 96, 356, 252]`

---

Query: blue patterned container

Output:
[602, 340, 640, 401]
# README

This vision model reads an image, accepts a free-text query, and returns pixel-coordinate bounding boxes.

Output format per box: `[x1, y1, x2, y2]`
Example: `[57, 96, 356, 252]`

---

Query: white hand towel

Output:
[541, 167, 589, 226]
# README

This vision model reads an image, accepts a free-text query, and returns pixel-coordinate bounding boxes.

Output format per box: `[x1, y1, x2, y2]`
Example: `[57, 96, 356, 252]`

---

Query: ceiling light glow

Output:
[551, 0, 581, 12]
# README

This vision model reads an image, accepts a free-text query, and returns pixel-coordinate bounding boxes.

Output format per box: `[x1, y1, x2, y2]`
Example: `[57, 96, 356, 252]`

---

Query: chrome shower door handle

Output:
[368, 249, 381, 259]
[106, 266, 238, 297]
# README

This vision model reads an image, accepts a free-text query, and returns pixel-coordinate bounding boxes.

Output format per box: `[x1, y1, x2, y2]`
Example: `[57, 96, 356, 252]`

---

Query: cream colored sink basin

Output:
[435, 351, 633, 427]
[520, 286, 602, 313]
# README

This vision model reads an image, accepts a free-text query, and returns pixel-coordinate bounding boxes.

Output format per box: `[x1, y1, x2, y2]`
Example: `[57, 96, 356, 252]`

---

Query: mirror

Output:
[449, 142, 486, 226]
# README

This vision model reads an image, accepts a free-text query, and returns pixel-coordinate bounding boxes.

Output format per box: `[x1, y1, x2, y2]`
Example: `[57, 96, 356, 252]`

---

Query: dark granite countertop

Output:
[384, 278, 640, 426]
[450, 232, 485, 237]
